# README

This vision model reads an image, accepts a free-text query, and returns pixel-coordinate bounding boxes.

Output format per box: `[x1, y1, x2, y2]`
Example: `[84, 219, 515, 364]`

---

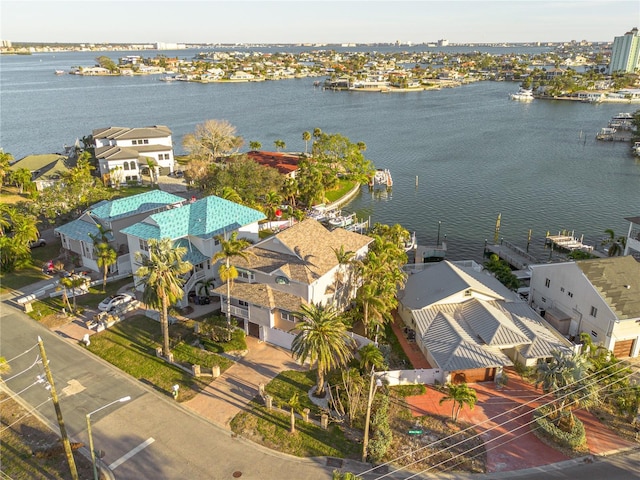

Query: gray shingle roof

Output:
[92, 125, 172, 140]
[576, 256, 640, 320]
[213, 282, 305, 313]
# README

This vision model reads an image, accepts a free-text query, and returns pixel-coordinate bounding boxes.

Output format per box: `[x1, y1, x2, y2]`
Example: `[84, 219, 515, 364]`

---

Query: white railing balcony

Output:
[222, 302, 249, 320]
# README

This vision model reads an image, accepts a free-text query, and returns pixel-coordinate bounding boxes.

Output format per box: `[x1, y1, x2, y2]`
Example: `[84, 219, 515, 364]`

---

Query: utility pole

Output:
[37, 336, 79, 480]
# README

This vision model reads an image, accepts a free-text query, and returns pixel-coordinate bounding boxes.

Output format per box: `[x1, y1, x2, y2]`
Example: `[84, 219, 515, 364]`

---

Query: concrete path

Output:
[184, 336, 306, 427]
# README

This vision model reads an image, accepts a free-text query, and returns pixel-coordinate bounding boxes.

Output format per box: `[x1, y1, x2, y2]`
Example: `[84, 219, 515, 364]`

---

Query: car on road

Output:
[29, 238, 47, 248]
[98, 293, 134, 312]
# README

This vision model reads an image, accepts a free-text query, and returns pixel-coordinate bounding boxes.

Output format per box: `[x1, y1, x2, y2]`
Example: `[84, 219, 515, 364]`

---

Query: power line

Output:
[1, 343, 39, 364]
[0, 378, 46, 404]
[362, 356, 639, 479]
[0, 398, 52, 435]
[2, 354, 41, 382]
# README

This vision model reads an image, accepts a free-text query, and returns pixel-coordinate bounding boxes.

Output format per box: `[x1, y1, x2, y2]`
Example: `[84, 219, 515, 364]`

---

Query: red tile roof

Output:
[246, 151, 301, 176]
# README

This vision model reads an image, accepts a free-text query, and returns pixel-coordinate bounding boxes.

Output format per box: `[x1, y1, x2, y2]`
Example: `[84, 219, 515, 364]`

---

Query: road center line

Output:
[108, 437, 155, 470]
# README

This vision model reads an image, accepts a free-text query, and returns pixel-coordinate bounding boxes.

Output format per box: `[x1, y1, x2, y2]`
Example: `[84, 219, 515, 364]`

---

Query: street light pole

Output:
[436, 221, 441, 247]
[86, 396, 131, 480]
[361, 369, 383, 463]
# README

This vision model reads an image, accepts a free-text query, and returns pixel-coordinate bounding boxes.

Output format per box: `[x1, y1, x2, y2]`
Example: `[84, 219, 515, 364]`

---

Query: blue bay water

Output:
[1, 50, 638, 261]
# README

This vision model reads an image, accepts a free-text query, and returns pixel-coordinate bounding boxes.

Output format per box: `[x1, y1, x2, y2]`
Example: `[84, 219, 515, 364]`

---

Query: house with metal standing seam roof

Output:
[212, 218, 373, 349]
[55, 190, 186, 274]
[121, 195, 266, 306]
[397, 260, 574, 384]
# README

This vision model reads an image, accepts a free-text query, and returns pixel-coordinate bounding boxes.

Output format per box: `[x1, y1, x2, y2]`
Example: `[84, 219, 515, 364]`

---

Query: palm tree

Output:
[438, 383, 478, 423]
[332, 245, 355, 307]
[287, 392, 303, 434]
[358, 343, 385, 373]
[274, 139, 286, 152]
[0, 151, 13, 194]
[302, 131, 311, 154]
[213, 232, 253, 341]
[145, 157, 159, 185]
[135, 238, 192, 357]
[219, 186, 243, 204]
[56, 277, 73, 313]
[313, 127, 322, 139]
[263, 191, 283, 220]
[249, 140, 262, 151]
[59, 276, 87, 313]
[88, 224, 112, 245]
[291, 303, 356, 397]
[601, 228, 626, 256]
[95, 242, 117, 292]
[535, 350, 596, 429]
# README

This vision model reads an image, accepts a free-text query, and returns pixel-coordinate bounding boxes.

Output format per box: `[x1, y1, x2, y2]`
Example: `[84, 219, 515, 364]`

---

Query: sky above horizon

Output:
[1, 1, 638, 45]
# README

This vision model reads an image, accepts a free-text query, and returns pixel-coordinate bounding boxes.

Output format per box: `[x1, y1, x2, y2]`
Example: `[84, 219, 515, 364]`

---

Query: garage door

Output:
[613, 339, 634, 358]
[451, 368, 496, 384]
[248, 322, 261, 338]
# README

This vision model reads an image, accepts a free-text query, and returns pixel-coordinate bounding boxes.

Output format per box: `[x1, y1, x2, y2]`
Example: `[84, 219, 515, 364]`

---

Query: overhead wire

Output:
[360, 355, 640, 479]
[1, 343, 39, 364]
[1, 354, 42, 382]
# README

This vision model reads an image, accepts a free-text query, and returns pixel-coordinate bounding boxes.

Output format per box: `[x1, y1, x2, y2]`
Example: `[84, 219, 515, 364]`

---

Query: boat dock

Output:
[545, 231, 594, 252]
[484, 240, 538, 269]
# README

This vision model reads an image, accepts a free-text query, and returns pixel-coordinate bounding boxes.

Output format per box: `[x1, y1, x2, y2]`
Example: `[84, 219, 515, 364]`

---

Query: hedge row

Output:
[533, 406, 586, 449]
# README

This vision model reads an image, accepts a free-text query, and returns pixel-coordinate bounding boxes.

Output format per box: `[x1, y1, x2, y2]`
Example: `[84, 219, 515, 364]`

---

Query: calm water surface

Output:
[1, 51, 638, 260]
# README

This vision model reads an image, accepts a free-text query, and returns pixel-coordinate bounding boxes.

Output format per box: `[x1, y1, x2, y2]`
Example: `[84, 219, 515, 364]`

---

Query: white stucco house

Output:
[55, 190, 186, 274]
[397, 260, 574, 384]
[624, 216, 640, 259]
[93, 125, 176, 186]
[529, 256, 640, 358]
[212, 219, 373, 346]
[121, 195, 266, 306]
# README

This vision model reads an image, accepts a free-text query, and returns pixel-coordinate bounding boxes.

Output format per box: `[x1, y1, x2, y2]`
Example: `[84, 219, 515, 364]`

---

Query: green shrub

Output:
[390, 384, 426, 397]
[533, 406, 586, 449]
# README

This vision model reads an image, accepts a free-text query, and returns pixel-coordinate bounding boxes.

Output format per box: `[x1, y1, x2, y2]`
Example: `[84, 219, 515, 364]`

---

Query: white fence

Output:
[378, 368, 444, 386]
[261, 328, 373, 351]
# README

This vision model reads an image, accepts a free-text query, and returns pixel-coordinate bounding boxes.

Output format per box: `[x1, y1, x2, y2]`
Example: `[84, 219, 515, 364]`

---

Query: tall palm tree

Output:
[274, 139, 286, 152]
[95, 242, 117, 292]
[212, 232, 253, 341]
[332, 245, 355, 308]
[249, 140, 262, 151]
[291, 303, 356, 397]
[0, 151, 13, 194]
[145, 157, 159, 185]
[302, 131, 311, 154]
[601, 229, 626, 256]
[438, 383, 478, 423]
[135, 238, 192, 357]
[358, 343, 385, 373]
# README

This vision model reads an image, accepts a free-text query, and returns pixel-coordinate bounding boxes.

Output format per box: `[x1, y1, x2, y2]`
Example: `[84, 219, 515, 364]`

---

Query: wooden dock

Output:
[545, 232, 594, 252]
[484, 240, 538, 270]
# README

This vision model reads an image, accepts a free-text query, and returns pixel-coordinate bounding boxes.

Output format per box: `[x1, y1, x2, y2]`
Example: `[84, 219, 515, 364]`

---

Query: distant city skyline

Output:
[1, 1, 638, 45]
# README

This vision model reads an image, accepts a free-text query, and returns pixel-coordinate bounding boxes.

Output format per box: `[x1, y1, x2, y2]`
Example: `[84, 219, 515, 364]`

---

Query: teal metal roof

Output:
[89, 190, 185, 222]
[175, 238, 209, 265]
[122, 196, 265, 241]
[55, 218, 103, 242]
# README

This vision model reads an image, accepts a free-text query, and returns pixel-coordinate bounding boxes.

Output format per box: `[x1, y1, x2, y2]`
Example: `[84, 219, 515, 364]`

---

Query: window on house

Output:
[568, 291, 573, 298]
[464, 289, 471, 296]
[590, 306, 598, 318]
[238, 300, 248, 307]
[214, 238, 220, 246]
[123, 162, 129, 170]
[237, 269, 254, 281]
[281, 311, 300, 322]
[139, 239, 148, 251]
[560, 287, 565, 293]
[545, 278, 551, 288]
[130, 161, 137, 170]
[131, 140, 137, 145]
[143, 139, 149, 144]
[541, 297, 547, 303]
[591, 330, 598, 338]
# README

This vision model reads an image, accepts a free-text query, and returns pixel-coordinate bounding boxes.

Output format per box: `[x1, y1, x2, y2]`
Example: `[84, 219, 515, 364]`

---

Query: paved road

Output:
[2, 297, 639, 480]
[0, 300, 333, 479]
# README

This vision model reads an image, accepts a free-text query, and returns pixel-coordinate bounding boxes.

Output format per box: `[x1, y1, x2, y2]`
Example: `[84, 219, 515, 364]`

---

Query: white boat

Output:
[509, 88, 534, 101]
[369, 168, 393, 189]
[328, 212, 356, 228]
[54, 70, 65, 75]
[404, 232, 417, 252]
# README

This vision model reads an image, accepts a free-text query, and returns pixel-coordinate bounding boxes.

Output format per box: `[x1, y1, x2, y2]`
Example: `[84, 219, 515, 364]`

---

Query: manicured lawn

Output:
[86, 315, 232, 401]
[325, 179, 357, 203]
[0, 240, 63, 293]
[230, 370, 361, 458]
[26, 277, 134, 321]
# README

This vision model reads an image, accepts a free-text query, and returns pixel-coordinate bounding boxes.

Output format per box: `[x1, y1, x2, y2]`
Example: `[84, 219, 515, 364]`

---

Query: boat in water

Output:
[369, 168, 393, 190]
[54, 70, 65, 75]
[509, 88, 534, 102]
[328, 211, 356, 228]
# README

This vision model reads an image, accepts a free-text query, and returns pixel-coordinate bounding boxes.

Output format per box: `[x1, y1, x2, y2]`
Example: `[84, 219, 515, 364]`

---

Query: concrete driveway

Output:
[184, 336, 306, 428]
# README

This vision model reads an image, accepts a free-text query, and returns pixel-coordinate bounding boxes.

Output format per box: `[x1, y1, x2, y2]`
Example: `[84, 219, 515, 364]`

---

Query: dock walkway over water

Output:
[484, 240, 538, 269]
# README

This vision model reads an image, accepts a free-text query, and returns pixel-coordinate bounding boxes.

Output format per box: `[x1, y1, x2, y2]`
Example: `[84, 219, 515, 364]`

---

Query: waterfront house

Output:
[245, 151, 301, 178]
[55, 190, 186, 274]
[122, 195, 266, 304]
[397, 260, 573, 383]
[9, 154, 73, 191]
[212, 219, 373, 347]
[529, 256, 640, 358]
[624, 216, 640, 259]
[93, 125, 176, 186]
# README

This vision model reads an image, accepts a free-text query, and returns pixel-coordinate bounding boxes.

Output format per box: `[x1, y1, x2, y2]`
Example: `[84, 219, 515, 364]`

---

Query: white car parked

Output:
[98, 293, 134, 312]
